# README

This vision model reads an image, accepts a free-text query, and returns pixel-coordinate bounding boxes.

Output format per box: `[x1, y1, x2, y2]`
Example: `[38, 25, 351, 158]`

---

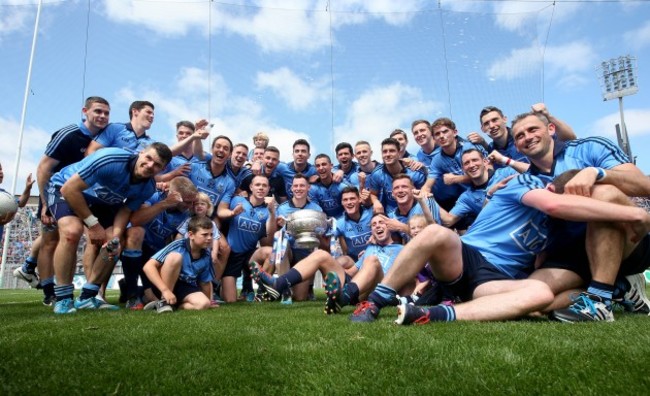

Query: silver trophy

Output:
[285, 209, 329, 250]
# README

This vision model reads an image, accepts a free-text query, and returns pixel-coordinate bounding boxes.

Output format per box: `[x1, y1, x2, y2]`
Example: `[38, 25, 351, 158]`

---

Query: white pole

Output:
[618, 96, 633, 162]
[0, 0, 43, 287]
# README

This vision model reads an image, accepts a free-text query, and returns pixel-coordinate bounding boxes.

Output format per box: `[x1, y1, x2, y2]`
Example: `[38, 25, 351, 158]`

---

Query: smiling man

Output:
[46, 143, 172, 314]
[87, 101, 156, 155]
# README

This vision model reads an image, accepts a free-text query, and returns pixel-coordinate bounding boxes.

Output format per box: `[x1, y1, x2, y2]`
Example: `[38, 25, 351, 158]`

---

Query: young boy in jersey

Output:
[143, 216, 215, 313]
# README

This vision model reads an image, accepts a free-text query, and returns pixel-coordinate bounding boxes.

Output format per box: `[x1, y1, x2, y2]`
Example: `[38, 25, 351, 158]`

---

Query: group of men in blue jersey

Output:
[11, 96, 650, 324]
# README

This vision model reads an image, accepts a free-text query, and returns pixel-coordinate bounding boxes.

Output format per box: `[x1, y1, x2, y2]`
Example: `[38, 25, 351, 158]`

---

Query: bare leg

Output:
[53, 216, 84, 285]
[179, 292, 211, 310]
[450, 279, 554, 321]
[383, 224, 462, 291]
[221, 276, 238, 303]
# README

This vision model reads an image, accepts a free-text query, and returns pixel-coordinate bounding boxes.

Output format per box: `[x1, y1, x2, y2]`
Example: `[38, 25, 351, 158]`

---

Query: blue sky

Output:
[1, 0, 650, 192]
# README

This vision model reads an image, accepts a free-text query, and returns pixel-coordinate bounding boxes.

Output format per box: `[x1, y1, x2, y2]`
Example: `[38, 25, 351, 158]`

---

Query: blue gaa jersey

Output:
[428, 139, 487, 202]
[368, 164, 426, 213]
[528, 137, 629, 183]
[276, 200, 323, 251]
[275, 161, 317, 199]
[527, 137, 630, 252]
[461, 173, 549, 279]
[227, 196, 271, 253]
[94, 122, 154, 153]
[333, 162, 361, 188]
[49, 148, 156, 211]
[416, 146, 440, 167]
[161, 153, 203, 175]
[188, 161, 236, 209]
[489, 130, 529, 169]
[140, 192, 192, 251]
[356, 243, 404, 274]
[333, 206, 373, 260]
[388, 197, 442, 241]
[308, 180, 350, 218]
[45, 122, 100, 172]
[151, 238, 213, 286]
[225, 159, 253, 190]
[450, 167, 518, 221]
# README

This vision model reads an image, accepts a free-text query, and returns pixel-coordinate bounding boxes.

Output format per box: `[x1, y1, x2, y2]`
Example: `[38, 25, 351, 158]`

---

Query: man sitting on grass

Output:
[349, 170, 650, 324]
[142, 216, 215, 313]
[250, 213, 405, 314]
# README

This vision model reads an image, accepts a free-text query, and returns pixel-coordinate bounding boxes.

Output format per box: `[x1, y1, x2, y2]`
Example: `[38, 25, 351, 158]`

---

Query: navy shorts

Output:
[289, 248, 311, 267]
[223, 250, 255, 278]
[439, 242, 512, 302]
[173, 279, 203, 304]
[47, 188, 117, 228]
[541, 233, 650, 281]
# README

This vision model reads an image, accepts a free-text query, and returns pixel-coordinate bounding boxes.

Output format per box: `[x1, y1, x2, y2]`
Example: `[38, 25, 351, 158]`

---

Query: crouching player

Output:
[142, 216, 215, 313]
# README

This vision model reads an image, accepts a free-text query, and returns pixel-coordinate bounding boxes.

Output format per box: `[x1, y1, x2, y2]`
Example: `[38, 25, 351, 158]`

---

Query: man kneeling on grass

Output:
[142, 216, 215, 313]
[250, 213, 406, 314]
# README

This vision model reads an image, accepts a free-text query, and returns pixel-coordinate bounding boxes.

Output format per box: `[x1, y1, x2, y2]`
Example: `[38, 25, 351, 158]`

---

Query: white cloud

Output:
[487, 41, 596, 89]
[333, 82, 442, 154]
[114, 66, 310, 162]
[624, 20, 650, 50]
[588, 108, 650, 140]
[101, 0, 425, 53]
[492, 2, 582, 33]
[0, 6, 33, 40]
[256, 67, 328, 110]
[0, 117, 50, 192]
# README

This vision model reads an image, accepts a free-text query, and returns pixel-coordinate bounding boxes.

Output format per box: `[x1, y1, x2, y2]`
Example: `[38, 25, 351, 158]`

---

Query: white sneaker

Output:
[623, 273, 650, 315]
[13, 267, 39, 288]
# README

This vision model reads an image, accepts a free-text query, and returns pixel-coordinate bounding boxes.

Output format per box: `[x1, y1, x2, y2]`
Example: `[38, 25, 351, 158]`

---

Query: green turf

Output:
[2, 289, 650, 395]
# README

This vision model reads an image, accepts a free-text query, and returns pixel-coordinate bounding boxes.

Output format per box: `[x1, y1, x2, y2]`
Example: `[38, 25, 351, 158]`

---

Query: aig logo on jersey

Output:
[237, 217, 262, 233]
[351, 231, 372, 247]
[510, 220, 548, 254]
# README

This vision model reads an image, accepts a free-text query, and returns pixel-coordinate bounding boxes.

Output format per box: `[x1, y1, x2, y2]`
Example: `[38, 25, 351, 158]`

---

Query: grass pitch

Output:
[1, 289, 650, 395]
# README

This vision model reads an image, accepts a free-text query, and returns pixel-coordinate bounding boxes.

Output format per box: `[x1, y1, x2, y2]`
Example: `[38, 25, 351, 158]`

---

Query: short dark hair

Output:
[390, 129, 407, 141]
[234, 143, 249, 152]
[479, 106, 504, 122]
[293, 139, 310, 152]
[315, 153, 331, 163]
[147, 142, 173, 165]
[341, 186, 360, 196]
[461, 148, 485, 160]
[551, 169, 581, 194]
[511, 112, 550, 131]
[129, 101, 154, 119]
[188, 215, 214, 234]
[211, 135, 233, 152]
[176, 120, 195, 131]
[292, 172, 309, 184]
[335, 142, 353, 155]
[381, 137, 400, 151]
[411, 119, 430, 131]
[84, 96, 109, 109]
[431, 117, 456, 131]
[264, 146, 280, 155]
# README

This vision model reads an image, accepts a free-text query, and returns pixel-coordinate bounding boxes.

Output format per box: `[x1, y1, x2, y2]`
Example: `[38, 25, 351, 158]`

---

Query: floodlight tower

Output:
[596, 55, 639, 162]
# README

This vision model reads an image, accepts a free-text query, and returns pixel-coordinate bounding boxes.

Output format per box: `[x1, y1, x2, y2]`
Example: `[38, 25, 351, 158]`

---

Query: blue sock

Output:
[587, 281, 615, 304]
[80, 283, 100, 300]
[368, 284, 398, 308]
[22, 256, 37, 273]
[343, 282, 359, 305]
[54, 284, 74, 302]
[426, 305, 456, 322]
[276, 268, 303, 293]
[121, 250, 143, 299]
[41, 277, 55, 298]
